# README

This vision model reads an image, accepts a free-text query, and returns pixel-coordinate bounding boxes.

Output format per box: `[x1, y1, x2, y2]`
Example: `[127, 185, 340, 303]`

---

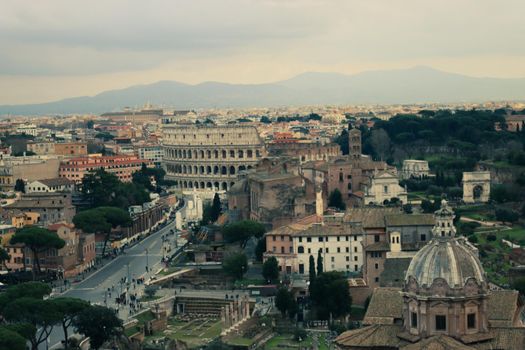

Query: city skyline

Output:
[1, 0, 525, 104]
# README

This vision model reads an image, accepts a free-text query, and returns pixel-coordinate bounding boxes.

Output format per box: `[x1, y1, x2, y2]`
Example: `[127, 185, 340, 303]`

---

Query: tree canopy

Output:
[275, 287, 297, 319]
[10, 226, 65, 279]
[74, 305, 123, 350]
[222, 220, 266, 247]
[328, 189, 346, 210]
[222, 252, 248, 280]
[309, 271, 352, 320]
[262, 257, 279, 282]
[73, 206, 131, 256]
[81, 168, 150, 209]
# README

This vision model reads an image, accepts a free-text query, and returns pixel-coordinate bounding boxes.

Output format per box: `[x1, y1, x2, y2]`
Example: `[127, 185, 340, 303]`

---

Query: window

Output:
[308, 248, 311, 254]
[299, 237, 303, 243]
[354, 236, 358, 241]
[281, 247, 284, 254]
[375, 263, 379, 269]
[374, 277, 379, 283]
[374, 235, 380, 242]
[384, 185, 388, 193]
[331, 257, 335, 262]
[280, 235, 284, 241]
[289, 247, 293, 253]
[354, 247, 358, 253]
[354, 256, 358, 261]
[420, 234, 426, 241]
[337, 247, 341, 253]
[325, 248, 329, 253]
[411, 312, 418, 328]
[272, 236, 276, 241]
[298, 246, 304, 254]
[346, 247, 349, 253]
[307, 237, 312, 243]
[467, 313, 476, 329]
[435, 315, 447, 331]
[319, 237, 324, 242]
[346, 256, 350, 261]
[354, 265, 358, 271]
[337, 237, 340, 242]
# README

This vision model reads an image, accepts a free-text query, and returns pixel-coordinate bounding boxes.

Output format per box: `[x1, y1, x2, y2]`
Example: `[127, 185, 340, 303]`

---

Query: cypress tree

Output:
[317, 249, 323, 275]
[309, 255, 316, 281]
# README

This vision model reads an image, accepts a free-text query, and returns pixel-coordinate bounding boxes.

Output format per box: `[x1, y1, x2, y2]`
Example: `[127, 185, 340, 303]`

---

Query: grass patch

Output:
[226, 337, 255, 347]
[140, 295, 161, 302]
[234, 278, 265, 288]
[135, 310, 155, 324]
[265, 334, 313, 350]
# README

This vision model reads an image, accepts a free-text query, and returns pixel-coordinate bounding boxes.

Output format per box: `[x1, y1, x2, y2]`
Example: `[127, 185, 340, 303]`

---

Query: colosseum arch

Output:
[239, 165, 246, 172]
[222, 182, 228, 190]
[206, 166, 212, 174]
[229, 166, 236, 175]
[200, 150, 205, 158]
[214, 166, 219, 174]
[194, 181, 199, 189]
[200, 166, 205, 174]
[214, 150, 219, 158]
[214, 182, 220, 190]
[206, 182, 212, 189]
[221, 166, 227, 175]
[463, 171, 490, 203]
[200, 181, 205, 189]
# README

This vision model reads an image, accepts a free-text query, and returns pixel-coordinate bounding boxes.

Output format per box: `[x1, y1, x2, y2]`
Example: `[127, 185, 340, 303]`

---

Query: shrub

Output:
[487, 234, 497, 242]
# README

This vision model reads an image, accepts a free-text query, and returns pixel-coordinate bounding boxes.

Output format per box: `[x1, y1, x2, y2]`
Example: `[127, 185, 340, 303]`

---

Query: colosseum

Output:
[162, 124, 266, 192]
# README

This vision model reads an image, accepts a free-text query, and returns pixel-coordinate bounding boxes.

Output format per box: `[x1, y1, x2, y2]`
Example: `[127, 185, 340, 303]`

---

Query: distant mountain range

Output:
[2, 66, 525, 115]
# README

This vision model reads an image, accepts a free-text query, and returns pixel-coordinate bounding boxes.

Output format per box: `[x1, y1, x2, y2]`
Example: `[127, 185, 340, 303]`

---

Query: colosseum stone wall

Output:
[162, 124, 266, 192]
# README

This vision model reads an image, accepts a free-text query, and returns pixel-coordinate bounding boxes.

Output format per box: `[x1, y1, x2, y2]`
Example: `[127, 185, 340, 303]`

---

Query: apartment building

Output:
[27, 141, 88, 156]
[59, 155, 148, 183]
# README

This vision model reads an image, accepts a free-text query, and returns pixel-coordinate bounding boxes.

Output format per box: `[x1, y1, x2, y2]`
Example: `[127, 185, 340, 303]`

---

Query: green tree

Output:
[262, 257, 279, 282]
[73, 206, 131, 256]
[0, 326, 27, 350]
[211, 193, 222, 222]
[74, 305, 123, 350]
[0, 247, 10, 270]
[309, 271, 352, 321]
[328, 189, 346, 210]
[14, 178, 25, 193]
[3, 297, 61, 350]
[10, 226, 65, 280]
[495, 208, 520, 224]
[317, 249, 323, 275]
[51, 298, 90, 349]
[512, 277, 525, 296]
[260, 116, 271, 124]
[254, 238, 266, 262]
[275, 287, 294, 318]
[309, 255, 316, 282]
[222, 252, 248, 280]
[81, 169, 149, 209]
[222, 220, 266, 248]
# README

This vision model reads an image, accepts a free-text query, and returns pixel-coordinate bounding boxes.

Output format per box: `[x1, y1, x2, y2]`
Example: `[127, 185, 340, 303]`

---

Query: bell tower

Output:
[348, 125, 362, 160]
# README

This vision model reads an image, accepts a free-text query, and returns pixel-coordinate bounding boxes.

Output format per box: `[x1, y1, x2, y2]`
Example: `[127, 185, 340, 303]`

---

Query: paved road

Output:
[46, 218, 178, 349]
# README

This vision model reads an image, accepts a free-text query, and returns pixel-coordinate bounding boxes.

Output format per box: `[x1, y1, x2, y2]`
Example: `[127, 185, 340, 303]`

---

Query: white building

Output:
[400, 160, 430, 179]
[293, 223, 365, 275]
[138, 146, 163, 166]
[27, 178, 74, 193]
[364, 170, 408, 205]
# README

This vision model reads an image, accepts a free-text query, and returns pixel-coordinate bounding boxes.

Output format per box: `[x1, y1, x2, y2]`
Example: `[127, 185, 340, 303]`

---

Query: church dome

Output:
[405, 237, 485, 289]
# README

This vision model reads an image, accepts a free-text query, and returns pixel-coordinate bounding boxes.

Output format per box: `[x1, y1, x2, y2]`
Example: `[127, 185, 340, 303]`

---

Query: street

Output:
[45, 218, 178, 349]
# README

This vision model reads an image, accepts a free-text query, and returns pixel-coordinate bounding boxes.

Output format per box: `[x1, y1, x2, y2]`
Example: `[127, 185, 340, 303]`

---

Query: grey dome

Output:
[405, 237, 485, 288]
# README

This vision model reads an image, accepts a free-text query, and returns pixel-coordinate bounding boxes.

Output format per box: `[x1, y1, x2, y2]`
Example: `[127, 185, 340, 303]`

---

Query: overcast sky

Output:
[1, 0, 525, 104]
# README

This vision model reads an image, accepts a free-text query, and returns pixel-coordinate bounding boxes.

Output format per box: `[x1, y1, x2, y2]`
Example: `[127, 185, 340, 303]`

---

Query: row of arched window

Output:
[173, 180, 235, 191]
[164, 148, 261, 160]
[165, 164, 253, 176]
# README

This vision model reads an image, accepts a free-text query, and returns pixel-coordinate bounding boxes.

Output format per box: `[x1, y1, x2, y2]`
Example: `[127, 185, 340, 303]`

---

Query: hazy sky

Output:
[1, 0, 525, 104]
